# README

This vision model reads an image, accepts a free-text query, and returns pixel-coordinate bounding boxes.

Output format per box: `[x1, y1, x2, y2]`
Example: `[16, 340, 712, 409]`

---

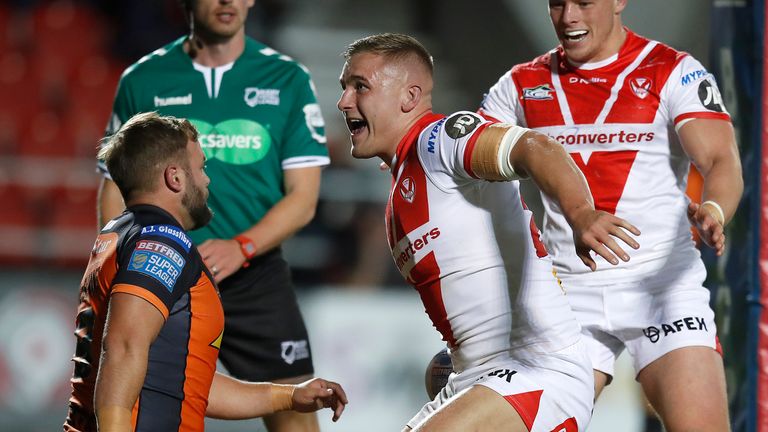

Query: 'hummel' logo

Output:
[154, 94, 192, 107]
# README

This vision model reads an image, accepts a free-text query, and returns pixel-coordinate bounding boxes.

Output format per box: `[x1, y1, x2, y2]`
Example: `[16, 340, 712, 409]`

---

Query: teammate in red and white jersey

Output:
[338, 33, 640, 432]
[480, 1, 743, 430]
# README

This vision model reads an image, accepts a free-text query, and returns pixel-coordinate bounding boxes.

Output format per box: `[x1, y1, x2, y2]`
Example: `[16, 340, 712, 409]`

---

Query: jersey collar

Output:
[391, 112, 445, 175]
[560, 27, 648, 72]
[127, 204, 185, 229]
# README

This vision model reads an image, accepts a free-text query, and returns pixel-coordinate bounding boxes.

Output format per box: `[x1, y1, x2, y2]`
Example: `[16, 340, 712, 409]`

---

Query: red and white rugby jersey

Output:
[480, 29, 731, 279]
[387, 111, 580, 372]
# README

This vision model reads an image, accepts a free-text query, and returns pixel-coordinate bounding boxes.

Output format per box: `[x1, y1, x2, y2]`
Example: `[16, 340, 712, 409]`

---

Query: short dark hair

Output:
[343, 33, 434, 75]
[99, 112, 198, 201]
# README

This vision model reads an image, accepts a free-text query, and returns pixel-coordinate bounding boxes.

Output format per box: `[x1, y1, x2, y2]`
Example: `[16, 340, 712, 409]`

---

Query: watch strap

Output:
[234, 235, 258, 262]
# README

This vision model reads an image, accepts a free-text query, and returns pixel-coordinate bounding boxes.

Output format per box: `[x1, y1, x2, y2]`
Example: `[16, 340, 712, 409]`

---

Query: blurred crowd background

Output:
[0, 0, 726, 431]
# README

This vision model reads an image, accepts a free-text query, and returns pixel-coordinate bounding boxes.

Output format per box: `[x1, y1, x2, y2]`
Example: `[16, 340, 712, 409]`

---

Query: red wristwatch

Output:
[234, 235, 257, 267]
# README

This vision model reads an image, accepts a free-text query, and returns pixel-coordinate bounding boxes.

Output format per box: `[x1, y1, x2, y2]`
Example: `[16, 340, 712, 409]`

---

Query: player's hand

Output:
[570, 208, 641, 271]
[198, 239, 246, 283]
[687, 202, 726, 256]
[291, 378, 348, 422]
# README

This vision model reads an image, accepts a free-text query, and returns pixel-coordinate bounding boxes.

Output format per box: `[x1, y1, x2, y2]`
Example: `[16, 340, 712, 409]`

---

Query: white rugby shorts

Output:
[407, 342, 594, 431]
[563, 259, 720, 377]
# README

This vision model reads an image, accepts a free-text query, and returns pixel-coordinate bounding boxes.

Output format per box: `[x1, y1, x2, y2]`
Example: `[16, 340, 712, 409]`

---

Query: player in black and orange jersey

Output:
[64, 112, 347, 432]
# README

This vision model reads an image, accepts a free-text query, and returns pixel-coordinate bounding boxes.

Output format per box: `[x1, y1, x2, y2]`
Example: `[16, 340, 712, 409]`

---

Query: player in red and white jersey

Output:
[479, 1, 743, 431]
[338, 33, 640, 432]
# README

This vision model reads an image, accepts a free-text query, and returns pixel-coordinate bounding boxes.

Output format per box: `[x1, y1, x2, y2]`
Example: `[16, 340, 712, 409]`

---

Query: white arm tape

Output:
[674, 117, 695, 133]
[497, 125, 530, 180]
[701, 200, 725, 225]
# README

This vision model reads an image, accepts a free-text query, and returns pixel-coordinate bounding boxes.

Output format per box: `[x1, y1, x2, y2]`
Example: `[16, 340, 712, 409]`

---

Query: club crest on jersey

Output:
[244, 88, 280, 107]
[400, 176, 416, 203]
[522, 84, 554, 101]
[629, 77, 652, 99]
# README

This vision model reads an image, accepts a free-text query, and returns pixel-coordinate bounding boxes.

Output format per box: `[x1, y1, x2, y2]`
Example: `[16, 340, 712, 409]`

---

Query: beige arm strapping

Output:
[470, 124, 529, 181]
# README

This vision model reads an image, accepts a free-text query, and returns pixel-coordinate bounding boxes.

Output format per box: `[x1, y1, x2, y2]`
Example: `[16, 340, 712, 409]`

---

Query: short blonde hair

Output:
[343, 33, 434, 76]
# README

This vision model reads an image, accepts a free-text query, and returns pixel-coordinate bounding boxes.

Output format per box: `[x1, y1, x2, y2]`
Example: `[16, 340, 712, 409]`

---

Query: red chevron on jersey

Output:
[390, 139, 452, 344]
[388, 113, 453, 345]
[481, 29, 732, 276]
[570, 150, 638, 215]
[389, 151, 441, 283]
[413, 253, 455, 346]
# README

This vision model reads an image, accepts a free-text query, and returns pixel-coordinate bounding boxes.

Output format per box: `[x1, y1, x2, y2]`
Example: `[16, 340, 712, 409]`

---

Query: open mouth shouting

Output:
[345, 116, 369, 138]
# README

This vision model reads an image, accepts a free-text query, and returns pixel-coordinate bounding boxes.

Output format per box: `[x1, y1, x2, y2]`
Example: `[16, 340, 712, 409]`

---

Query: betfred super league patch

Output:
[128, 240, 186, 292]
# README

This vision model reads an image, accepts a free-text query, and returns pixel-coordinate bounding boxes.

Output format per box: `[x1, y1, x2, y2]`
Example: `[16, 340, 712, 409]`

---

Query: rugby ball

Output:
[424, 348, 453, 400]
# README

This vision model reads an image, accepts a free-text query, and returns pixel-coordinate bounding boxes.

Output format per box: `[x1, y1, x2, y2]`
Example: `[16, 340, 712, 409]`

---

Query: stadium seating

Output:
[1, 2, 124, 266]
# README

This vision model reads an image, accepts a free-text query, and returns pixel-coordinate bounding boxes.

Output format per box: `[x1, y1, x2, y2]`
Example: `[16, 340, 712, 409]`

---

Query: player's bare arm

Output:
[97, 178, 125, 229]
[206, 374, 348, 422]
[678, 118, 743, 256]
[197, 166, 322, 283]
[469, 126, 640, 270]
[94, 293, 165, 432]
